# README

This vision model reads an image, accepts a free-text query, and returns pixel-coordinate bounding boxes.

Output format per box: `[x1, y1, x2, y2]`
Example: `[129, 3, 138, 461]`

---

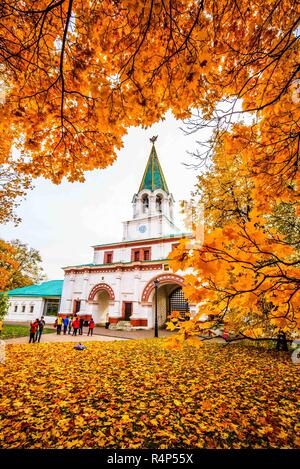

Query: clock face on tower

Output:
[138, 224, 147, 233]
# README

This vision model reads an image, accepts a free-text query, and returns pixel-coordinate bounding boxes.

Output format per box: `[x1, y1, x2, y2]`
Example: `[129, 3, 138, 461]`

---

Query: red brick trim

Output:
[141, 273, 185, 302]
[65, 264, 163, 275]
[88, 283, 115, 301]
[109, 317, 122, 324]
[131, 319, 148, 327]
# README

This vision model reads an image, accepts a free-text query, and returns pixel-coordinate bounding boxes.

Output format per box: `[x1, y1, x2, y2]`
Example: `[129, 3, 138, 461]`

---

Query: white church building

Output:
[59, 138, 195, 328]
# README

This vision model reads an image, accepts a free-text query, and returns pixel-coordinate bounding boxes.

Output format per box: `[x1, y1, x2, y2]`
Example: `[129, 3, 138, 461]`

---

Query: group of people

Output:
[28, 315, 95, 343]
[29, 317, 45, 343]
[54, 315, 95, 336]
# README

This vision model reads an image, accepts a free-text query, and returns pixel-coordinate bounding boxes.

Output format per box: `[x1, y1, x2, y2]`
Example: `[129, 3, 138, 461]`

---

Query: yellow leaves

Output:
[1, 340, 300, 448]
[50, 428, 61, 439]
[57, 418, 71, 431]
[243, 328, 263, 338]
[12, 400, 23, 409]
[74, 416, 86, 427]
[121, 414, 133, 424]
[186, 336, 203, 348]
[163, 335, 182, 350]
[65, 439, 84, 449]
[165, 321, 177, 331]
[172, 190, 300, 339]
[150, 418, 159, 426]
[271, 318, 289, 329]
[0, 0, 296, 206]
[201, 401, 212, 411]
[257, 425, 274, 437]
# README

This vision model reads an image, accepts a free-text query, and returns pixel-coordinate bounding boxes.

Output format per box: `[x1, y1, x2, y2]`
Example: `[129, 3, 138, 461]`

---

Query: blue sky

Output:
[1, 112, 209, 279]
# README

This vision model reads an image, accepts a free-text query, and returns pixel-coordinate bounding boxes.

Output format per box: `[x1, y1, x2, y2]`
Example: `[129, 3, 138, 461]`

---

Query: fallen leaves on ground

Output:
[0, 340, 299, 449]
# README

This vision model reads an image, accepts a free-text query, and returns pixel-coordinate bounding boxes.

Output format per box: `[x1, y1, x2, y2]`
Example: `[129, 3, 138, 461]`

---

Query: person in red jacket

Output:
[29, 319, 39, 343]
[72, 317, 80, 336]
[87, 318, 95, 336]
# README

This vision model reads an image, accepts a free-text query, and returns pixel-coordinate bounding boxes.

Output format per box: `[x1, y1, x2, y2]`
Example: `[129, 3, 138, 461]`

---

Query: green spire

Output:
[138, 137, 169, 193]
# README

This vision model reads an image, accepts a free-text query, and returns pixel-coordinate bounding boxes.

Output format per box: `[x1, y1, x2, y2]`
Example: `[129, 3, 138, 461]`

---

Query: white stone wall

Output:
[7, 297, 44, 322]
[60, 265, 165, 318]
[132, 189, 174, 222]
[92, 239, 178, 265]
[122, 214, 180, 241]
[59, 263, 191, 329]
[6, 297, 60, 324]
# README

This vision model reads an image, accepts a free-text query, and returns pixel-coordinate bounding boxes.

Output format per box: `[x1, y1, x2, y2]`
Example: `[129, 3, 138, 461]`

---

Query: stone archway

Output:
[87, 283, 115, 325]
[93, 290, 110, 324]
[141, 273, 184, 302]
[88, 283, 115, 301]
[141, 274, 186, 328]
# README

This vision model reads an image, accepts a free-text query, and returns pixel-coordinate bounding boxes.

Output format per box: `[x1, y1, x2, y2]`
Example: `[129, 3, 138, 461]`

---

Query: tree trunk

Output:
[276, 331, 288, 351]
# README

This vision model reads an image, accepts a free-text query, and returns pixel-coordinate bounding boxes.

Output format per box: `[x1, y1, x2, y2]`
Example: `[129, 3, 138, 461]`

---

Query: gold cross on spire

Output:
[150, 135, 158, 144]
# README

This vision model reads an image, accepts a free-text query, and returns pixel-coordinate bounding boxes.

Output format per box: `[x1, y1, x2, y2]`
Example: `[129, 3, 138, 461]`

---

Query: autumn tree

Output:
[0, 293, 9, 320]
[0, 161, 32, 225]
[0, 1, 299, 346]
[0, 0, 298, 194]
[0, 239, 18, 292]
[0, 239, 46, 291]
[169, 135, 300, 348]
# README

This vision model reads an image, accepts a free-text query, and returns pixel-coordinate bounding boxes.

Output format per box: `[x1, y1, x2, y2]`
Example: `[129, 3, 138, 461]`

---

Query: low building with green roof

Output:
[6, 280, 63, 324]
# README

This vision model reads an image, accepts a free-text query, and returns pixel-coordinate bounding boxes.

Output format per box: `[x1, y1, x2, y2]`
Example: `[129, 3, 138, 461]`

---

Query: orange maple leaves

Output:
[0, 240, 20, 291]
[170, 144, 300, 337]
[0, 0, 298, 189]
[1, 340, 299, 448]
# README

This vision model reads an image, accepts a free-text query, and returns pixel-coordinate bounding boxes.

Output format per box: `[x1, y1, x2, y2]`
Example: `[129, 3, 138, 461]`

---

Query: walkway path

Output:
[3, 322, 176, 343]
[92, 326, 175, 340]
[3, 322, 224, 344]
[4, 333, 126, 345]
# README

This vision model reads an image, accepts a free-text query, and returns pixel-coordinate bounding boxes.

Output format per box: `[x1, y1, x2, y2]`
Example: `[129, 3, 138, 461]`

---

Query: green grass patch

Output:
[1, 324, 55, 340]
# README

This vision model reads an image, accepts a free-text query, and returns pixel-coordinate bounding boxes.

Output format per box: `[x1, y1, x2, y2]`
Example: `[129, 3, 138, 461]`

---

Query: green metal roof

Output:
[138, 143, 169, 193]
[7, 280, 63, 297]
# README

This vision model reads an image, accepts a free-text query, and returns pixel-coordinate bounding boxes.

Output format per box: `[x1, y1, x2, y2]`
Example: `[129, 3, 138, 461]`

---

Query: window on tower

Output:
[73, 299, 81, 314]
[142, 194, 149, 213]
[143, 249, 150, 261]
[156, 194, 163, 212]
[104, 251, 113, 264]
[131, 247, 151, 262]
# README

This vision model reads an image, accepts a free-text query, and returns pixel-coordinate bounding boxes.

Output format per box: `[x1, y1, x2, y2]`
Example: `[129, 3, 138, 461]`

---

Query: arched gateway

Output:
[87, 283, 115, 324]
[141, 274, 189, 328]
[141, 273, 184, 302]
[88, 283, 115, 301]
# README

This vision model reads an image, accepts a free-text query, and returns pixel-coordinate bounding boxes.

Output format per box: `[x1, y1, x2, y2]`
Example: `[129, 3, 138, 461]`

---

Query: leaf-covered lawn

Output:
[0, 340, 299, 449]
[1, 324, 55, 340]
